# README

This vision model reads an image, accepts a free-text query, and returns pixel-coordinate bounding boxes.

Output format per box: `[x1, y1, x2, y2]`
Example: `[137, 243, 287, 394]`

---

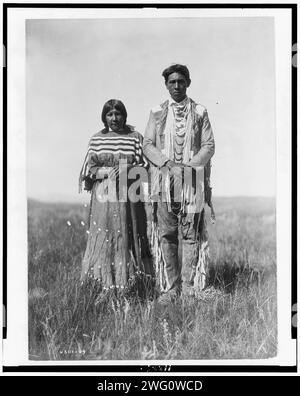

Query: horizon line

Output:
[27, 195, 276, 205]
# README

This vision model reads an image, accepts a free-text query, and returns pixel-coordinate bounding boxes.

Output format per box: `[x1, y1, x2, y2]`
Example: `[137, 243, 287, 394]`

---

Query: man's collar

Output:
[169, 96, 189, 106]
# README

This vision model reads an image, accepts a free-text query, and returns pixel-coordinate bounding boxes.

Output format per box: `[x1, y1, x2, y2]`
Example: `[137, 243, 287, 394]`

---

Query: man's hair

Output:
[162, 64, 191, 83]
[101, 99, 127, 127]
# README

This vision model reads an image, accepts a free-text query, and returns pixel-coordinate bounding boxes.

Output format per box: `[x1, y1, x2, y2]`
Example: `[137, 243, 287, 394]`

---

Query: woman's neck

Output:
[108, 126, 129, 134]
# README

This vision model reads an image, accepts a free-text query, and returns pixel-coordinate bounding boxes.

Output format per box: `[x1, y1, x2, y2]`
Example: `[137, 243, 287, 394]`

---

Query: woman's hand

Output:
[108, 163, 133, 181]
[96, 167, 110, 180]
[96, 164, 133, 181]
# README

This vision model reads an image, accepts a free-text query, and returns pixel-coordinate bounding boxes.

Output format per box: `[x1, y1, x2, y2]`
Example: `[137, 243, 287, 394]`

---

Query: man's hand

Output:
[186, 160, 202, 169]
[165, 160, 187, 178]
[164, 161, 191, 195]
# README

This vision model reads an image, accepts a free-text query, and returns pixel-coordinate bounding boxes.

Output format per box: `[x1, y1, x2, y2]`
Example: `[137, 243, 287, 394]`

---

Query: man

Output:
[143, 64, 215, 302]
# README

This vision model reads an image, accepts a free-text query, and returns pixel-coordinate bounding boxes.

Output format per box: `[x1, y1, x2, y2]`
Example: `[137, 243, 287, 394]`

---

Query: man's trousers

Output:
[156, 200, 206, 294]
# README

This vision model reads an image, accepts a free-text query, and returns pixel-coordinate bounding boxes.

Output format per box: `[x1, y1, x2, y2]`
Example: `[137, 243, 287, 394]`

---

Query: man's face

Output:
[165, 72, 190, 103]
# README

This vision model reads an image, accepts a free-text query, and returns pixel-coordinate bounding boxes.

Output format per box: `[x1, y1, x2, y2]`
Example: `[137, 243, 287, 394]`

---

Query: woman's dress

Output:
[79, 127, 154, 298]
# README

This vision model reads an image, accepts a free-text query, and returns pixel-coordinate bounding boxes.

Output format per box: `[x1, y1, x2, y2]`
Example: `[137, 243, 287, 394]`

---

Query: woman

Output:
[79, 99, 154, 300]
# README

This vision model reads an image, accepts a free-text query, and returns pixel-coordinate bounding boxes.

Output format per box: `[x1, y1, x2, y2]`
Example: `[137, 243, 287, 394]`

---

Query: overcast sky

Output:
[26, 17, 276, 202]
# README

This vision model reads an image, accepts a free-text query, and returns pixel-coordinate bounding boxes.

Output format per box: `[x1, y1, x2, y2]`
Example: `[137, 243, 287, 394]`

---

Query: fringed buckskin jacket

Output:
[142, 98, 215, 215]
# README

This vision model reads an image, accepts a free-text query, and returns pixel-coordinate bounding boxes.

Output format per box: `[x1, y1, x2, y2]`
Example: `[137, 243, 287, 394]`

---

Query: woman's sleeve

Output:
[82, 141, 102, 191]
[87, 152, 101, 178]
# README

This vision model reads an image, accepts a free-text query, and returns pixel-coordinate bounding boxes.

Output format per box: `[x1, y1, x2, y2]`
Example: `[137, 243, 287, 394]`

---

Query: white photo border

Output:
[2, 3, 297, 372]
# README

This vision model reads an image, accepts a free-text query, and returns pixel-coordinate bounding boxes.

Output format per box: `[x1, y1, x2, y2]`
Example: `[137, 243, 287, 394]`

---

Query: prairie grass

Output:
[28, 197, 277, 360]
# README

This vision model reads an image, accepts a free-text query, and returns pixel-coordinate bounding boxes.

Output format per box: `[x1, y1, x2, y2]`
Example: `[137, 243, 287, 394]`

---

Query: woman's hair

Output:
[101, 99, 127, 128]
[162, 64, 191, 84]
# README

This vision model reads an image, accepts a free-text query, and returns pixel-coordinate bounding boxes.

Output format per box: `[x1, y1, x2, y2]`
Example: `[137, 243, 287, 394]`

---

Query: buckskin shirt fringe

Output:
[143, 95, 215, 294]
[144, 98, 215, 218]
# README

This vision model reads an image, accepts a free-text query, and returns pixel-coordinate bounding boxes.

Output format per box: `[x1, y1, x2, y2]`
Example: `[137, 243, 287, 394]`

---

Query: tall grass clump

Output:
[28, 197, 277, 360]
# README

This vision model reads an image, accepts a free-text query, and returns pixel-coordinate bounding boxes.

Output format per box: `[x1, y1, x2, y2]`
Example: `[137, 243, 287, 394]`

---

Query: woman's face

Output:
[105, 108, 125, 132]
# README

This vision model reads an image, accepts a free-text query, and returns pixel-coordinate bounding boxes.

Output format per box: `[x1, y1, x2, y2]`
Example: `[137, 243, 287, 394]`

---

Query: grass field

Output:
[28, 196, 277, 360]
